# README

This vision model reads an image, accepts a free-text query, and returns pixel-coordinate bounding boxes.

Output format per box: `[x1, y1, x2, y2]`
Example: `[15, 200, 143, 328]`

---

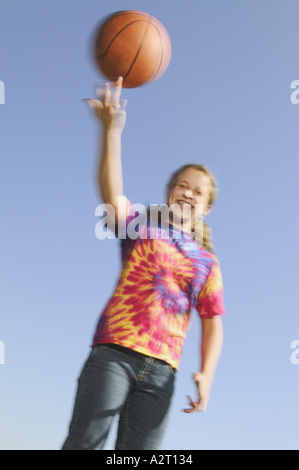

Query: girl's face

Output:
[167, 168, 212, 232]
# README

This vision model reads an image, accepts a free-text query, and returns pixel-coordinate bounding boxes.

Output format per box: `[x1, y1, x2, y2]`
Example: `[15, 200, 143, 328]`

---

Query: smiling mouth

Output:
[176, 200, 194, 208]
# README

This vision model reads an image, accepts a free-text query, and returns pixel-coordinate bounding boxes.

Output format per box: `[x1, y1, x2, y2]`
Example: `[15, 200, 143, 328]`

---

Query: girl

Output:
[62, 77, 225, 450]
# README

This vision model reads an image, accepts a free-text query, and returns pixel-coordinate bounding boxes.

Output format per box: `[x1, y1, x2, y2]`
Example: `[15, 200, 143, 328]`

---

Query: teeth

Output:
[178, 201, 192, 206]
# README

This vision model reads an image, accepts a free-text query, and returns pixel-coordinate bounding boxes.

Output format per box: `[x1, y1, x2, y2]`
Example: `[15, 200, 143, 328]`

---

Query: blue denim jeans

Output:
[62, 344, 176, 450]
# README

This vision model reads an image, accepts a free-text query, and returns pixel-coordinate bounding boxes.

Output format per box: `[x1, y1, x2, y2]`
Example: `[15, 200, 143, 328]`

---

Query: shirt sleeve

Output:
[196, 258, 226, 319]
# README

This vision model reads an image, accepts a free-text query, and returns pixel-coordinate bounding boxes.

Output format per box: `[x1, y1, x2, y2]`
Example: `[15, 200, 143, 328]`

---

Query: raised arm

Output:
[86, 77, 131, 224]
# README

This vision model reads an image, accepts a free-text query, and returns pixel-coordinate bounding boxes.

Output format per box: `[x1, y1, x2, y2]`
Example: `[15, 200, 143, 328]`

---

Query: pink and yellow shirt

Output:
[93, 214, 225, 369]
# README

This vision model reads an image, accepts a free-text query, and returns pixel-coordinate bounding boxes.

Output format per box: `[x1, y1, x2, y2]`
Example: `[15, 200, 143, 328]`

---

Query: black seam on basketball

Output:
[146, 21, 164, 81]
[96, 18, 151, 58]
[125, 17, 164, 83]
[122, 16, 152, 81]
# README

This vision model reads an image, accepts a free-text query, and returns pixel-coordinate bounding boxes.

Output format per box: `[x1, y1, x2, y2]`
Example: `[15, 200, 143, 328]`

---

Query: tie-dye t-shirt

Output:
[93, 213, 225, 369]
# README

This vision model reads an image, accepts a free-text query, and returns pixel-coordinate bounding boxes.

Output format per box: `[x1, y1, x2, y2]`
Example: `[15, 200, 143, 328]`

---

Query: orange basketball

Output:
[93, 10, 172, 88]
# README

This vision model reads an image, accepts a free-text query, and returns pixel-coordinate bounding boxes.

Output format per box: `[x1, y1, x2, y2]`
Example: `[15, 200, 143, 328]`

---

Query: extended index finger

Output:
[183, 396, 198, 413]
[113, 76, 123, 105]
[183, 395, 208, 413]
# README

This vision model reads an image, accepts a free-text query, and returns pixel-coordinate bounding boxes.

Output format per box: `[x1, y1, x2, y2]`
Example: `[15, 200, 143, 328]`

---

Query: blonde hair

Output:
[166, 164, 219, 253]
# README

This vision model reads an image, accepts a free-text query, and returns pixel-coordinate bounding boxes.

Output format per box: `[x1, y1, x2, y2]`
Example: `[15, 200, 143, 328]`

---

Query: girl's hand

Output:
[86, 76, 127, 133]
[183, 372, 212, 414]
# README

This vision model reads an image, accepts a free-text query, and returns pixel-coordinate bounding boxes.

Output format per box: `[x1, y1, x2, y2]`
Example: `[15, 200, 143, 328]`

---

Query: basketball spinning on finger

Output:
[92, 10, 172, 88]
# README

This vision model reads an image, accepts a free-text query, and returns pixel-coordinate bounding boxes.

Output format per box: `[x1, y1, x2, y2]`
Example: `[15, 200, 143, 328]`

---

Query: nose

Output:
[183, 189, 193, 199]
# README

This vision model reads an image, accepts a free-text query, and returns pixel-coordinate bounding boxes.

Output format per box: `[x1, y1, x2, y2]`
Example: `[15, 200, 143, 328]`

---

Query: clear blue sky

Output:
[0, 0, 298, 450]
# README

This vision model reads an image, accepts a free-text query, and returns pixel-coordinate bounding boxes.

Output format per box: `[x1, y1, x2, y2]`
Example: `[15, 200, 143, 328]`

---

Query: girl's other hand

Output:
[183, 372, 212, 414]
